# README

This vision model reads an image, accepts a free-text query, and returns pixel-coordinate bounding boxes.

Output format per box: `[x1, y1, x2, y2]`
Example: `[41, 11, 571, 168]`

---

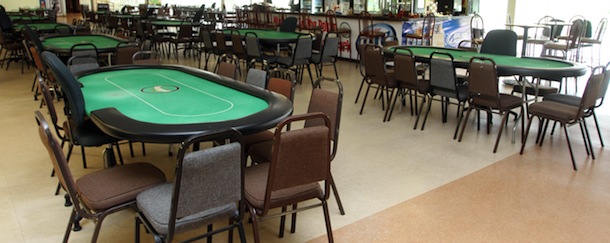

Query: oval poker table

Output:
[76, 65, 293, 143]
[150, 19, 198, 27]
[385, 46, 586, 80]
[14, 23, 68, 34]
[222, 28, 308, 45]
[41, 34, 126, 55]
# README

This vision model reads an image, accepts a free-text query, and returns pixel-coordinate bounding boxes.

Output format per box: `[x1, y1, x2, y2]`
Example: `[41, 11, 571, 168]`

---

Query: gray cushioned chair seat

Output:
[528, 101, 580, 122]
[137, 183, 237, 235]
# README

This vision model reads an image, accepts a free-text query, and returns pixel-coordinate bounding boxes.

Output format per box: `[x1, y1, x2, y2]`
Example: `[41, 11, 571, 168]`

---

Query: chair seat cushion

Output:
[310, 54, 334, 64]
[472, 94, 522, 110]
[76, 162, 166, 211]
[528, 101, 580, 122]
[136, 183, 238, 235]
[248, 140, 272, 164]
[543, 93, 581, 107]
[244, 163, 322, 212]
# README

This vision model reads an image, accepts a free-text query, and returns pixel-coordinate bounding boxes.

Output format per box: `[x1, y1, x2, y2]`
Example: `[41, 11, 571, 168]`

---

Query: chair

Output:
[216, 55, 238, 80]
[359, 44, 396, 121]
[520, 66, 606, 170]
[170, 24, 194, 62]
[245, 68, 268, 89]
[42, 51, 124, 168]
[417, 52, 468, 135]
[580, 18, 607, 66]
[543, 62, 610, 147]
[479, 29, 517, 56]
[525, 16, 558, 55]
[35, 110, 166, 243]
[244, 32, 278, 72]
[135, 129, 246, 243]
[279, 16, 298, 32]
[132, 50, 162, 65]
[197, 28, 215, 70]
[457, 57, 524, 152]
[0, 28, 27, 72]
[54, 24, 72, 35]
[358, 11, 384, 45]
[404, 13, 435, 46]
[325, 10, 351, 59]
[541, 18, 585, 62]
[244, 112, 334, 243]
[310, 32, 340, 79]
[230, 29, 248, 75]
[68, 43, 100, 74]
[470, 13, 485, 49]
[114, 42, 139, 65]
[277, 34, 314, 86]
[386, 47, 430, 123]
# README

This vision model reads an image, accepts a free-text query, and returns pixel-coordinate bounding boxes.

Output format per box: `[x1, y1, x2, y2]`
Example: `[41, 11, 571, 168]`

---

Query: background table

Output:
[223, 28, 307, 45]
[77, 65, 293, 143]
[41, 34, 126, 55]
[386, 46, 586, 80]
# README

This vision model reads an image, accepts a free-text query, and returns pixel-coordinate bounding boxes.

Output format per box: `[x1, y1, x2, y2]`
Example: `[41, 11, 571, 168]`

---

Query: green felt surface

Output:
[224, 29, 304, 40]
[42, 35, 122, 51]
[388, 46, 574, 69]
[79, 69, 269, 125]
[150, 20, 195, 26]
[9, 15, 46, 21]
[14, 23, 62, 31]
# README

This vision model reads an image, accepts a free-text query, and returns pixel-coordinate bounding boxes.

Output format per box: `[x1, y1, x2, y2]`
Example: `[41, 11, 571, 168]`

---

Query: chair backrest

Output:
[429, 51, 459, 98]
[23, 25, 43, 52]
[592, 18, 607, 42]
[54, 24, 72, 35]
[306, 77, 343, 160]
[567, 19, 585, 49]
[230, 29, 246, 58]
[363, 44, 390, 86]
[279, 16, 297, 32]
[215, 31, 228, 53]
[245, 68, 268, 89]
[177, 24, 193, 39]
[480, 29, 517, 56]
[467, 57, 500, 106]
[41, 51, 86, 129]
[594, 62, 610, 107]
[216, 61, 237, 79]
[291, 34, 313, 62]
[132, 51, 162, 65]
[321, 32, 339, 59]
[577, 67, 606, 117]
[261, 112, 331, 215]
[392, 47, 419, 87]
[200, 29, 214, 52]
[422, 13, 435, 43]
[38, 77, 64, 140]
[67, 55, 99, 75]
[167, 129, 244, 241]
[267, 77, 295, 102]
[244, 32, 262, 58]
[114, 42, 139, 65]
[358, 11, 373, 35]
[35, 110, 82, 215]
[470, 14, 484, 40]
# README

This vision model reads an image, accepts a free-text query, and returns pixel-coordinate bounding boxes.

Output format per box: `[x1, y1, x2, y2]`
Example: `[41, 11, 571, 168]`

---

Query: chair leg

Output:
[385, 87, 401, 122]
[135, 216, 141, 243]
[248, 207, 261, 243]
[581, 118, 595, 159]
[562, 123, 578, 170]
[359, 83, 371, 115]
[413, 95, 428, 130]
[322, 200, 334, 243]
[290, 203, 297, 233]
[457, 106, 474, 142]
[80, 146, 87, 169]
[520, 114, 535, 155]
[493, 112, 510, 153]
[63, 208, 76, 243]
[453, 102, 465, 139]
[354, 77, 366, 104]
[420, 96, 433, 131]
[329, 174, 346, 215]
[592, 112, 604, 147]
[279, 206, 287, 237]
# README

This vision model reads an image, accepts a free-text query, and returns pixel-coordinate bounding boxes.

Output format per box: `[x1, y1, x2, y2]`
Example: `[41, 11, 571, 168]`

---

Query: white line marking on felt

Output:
[103, 72, 234, 117]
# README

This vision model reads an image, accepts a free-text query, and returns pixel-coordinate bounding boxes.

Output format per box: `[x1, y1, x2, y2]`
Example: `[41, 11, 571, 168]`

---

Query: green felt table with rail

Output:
[150, 20, 197, 27]
[14, 23, 64, 33]
[223, 28, 307, 44]
[76, 65, 293, 143]
[41, 35, 126, 55]
[386, 46, 586, 79]
[9, 15, 48, 22]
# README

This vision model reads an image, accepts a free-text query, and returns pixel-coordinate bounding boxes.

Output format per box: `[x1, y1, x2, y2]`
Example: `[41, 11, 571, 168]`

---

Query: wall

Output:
[0, 0, 41, 11]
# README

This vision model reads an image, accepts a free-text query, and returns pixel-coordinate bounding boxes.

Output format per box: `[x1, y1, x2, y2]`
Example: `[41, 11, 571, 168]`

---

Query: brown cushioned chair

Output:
[35, 110, 166, 243]
[245, 113, 334, 243]
[520, 67, 606, 170]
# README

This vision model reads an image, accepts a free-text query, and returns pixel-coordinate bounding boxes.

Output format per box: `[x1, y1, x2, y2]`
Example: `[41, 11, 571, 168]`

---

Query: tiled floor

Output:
[1, 17, 609, 242]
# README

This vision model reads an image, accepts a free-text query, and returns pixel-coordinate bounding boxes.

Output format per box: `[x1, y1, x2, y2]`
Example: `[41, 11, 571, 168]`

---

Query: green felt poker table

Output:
[41, 34, 126, 55]
[150, 19, 197, 27]
[76, 65, 293, 143]
[385, 46, 586, 80]
[14, 23, 67, 34]
[9, 15, 49, 22]
[223, 28, 308, 45]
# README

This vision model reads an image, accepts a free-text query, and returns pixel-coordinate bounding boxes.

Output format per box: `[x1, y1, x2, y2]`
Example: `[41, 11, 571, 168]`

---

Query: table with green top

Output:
[385, 46, 586, 80]
[223, 28, 308, 45]
[9, 15, 49, 22]
[41, 34, 126, 55]
[14, 23, 67, 34]
[150, 19, 197, 27]
[76, 65, 293, 143]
